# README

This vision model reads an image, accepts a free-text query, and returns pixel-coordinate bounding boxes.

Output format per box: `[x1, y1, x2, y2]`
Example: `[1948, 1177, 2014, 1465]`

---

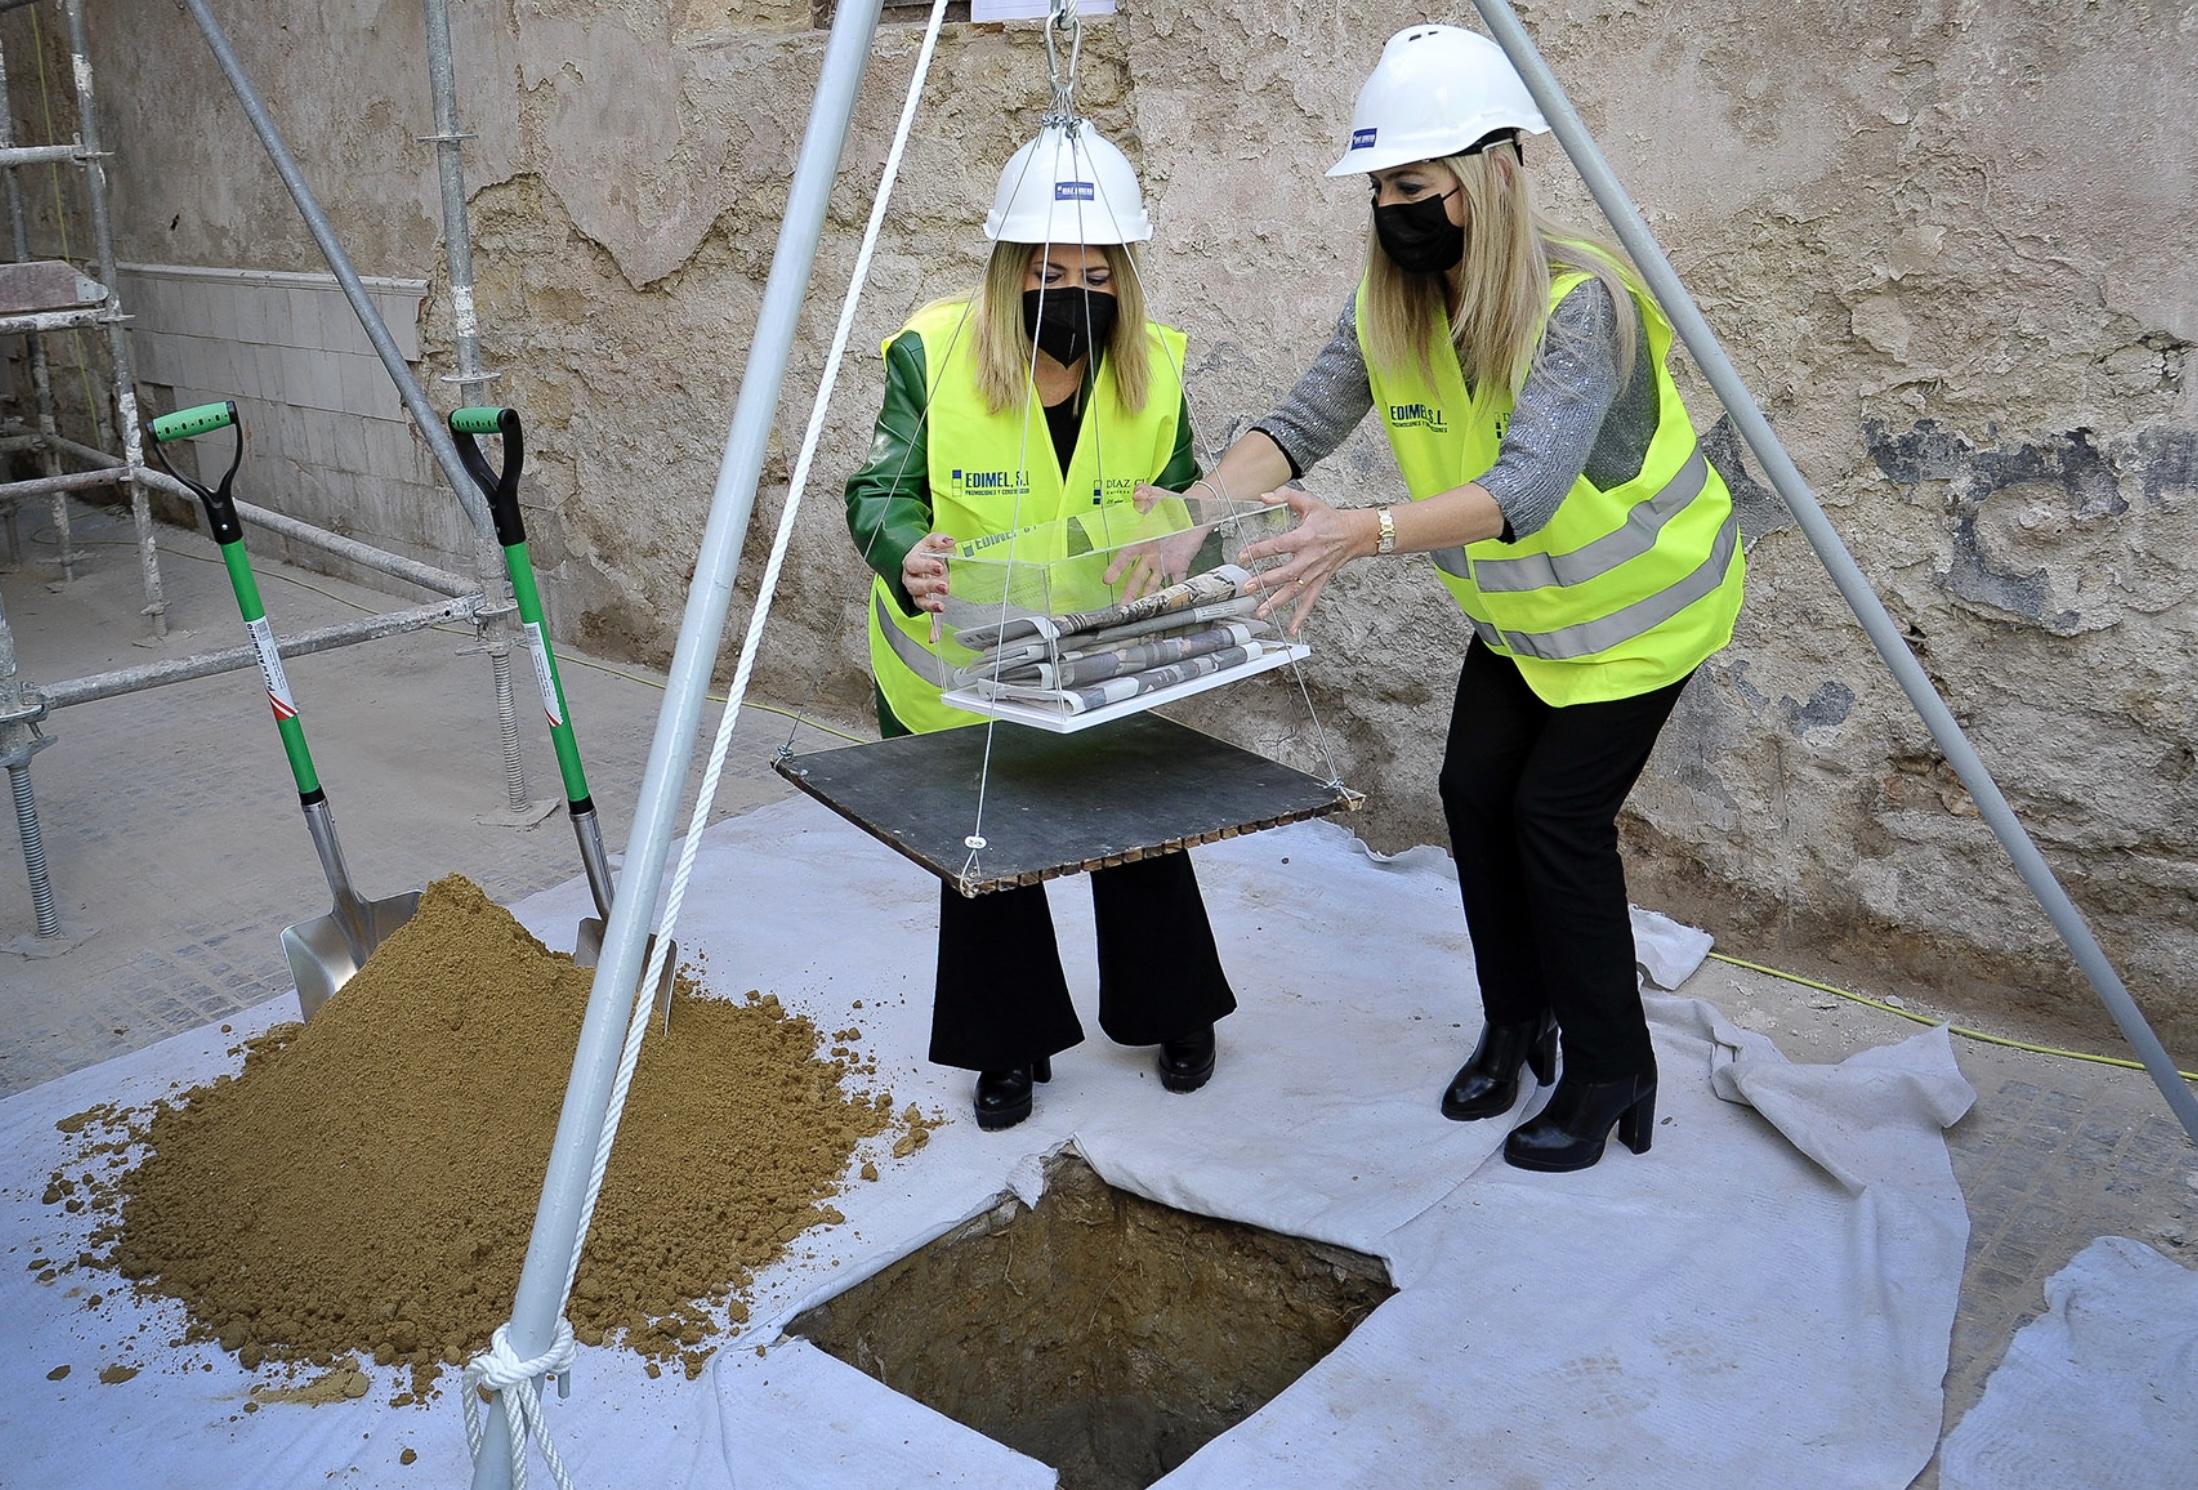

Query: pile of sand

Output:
[53, 876, 904, 1390]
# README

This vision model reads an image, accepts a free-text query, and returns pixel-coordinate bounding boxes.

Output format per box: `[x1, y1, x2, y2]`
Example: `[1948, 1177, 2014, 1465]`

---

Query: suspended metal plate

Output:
[775, 714, 1357, 896]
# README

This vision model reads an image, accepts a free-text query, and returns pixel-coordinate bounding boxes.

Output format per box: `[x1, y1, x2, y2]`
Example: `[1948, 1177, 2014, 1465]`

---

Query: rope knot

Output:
[467, 1318, 576, 1393]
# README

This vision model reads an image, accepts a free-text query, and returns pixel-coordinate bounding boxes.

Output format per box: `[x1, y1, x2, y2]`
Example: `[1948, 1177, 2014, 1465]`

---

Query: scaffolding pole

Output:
[1468, 0, 2198, 1143]
[41, 592, 481, 710]
[467, 2, 885, 1483]
[0, 30, 75, 583]
[36, 430, 476, 597]
[419, 0, 530, 816]
[179, 0, 540, 820]
[62, 0, 165, 637]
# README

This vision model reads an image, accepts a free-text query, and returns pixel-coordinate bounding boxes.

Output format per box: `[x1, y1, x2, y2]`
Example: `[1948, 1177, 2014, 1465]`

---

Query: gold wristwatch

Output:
[1375, 507, 1397, 556]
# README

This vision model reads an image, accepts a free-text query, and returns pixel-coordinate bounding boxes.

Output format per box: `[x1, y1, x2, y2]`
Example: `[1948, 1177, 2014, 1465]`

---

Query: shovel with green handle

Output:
[146, 401, 421, 1020]
[449, 405, 677, 1031]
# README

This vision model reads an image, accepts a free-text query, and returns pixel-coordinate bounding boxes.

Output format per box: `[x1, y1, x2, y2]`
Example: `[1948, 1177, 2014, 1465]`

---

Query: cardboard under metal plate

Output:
[774, 713, 1356, 896]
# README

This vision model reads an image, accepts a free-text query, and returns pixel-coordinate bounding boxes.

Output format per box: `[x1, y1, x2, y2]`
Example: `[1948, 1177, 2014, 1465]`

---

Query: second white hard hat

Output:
[1326, 23, 1550, 178]
[984, 122, 1153, 245]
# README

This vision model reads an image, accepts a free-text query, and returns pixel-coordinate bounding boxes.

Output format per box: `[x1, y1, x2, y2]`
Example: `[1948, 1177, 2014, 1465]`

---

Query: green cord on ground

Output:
[1706, 951, 2198, 1082]
[51, 534, 867, 744]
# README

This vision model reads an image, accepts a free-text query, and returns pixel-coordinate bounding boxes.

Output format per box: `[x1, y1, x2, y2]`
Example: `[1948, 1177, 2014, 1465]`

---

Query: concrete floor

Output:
[4, 499, 2193, 1484]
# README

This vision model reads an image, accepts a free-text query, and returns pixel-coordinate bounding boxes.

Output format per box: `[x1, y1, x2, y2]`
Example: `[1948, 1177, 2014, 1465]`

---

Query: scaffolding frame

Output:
[0, 0, 542, 947]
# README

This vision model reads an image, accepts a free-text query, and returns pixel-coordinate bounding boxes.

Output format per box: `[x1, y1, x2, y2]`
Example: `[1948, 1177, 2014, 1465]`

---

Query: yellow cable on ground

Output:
[1705, 950, 2198, 1082]
[51, 534, 869, 744]
[80, 543, 2182, 1078]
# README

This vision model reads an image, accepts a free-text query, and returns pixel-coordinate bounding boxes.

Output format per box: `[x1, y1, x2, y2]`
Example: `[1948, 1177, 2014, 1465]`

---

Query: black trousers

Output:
[1438, 642, 1691, 1082]
[930, 853, 1238, 1071]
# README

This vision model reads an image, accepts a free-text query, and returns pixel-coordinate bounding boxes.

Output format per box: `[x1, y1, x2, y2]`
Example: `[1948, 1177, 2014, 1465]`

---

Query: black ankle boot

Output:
[1502, 1069, 1656, 1172]
[974, 1056, 1052, 1131]
[1157, 1025, 1216, 1093]
[1440, 1012, 1558, 1121]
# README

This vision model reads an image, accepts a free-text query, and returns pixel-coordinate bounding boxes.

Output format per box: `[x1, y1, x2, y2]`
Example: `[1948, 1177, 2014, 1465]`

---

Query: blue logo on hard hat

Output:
[1351, 128, 1379, 150]
[1055, 181, 1097, 201]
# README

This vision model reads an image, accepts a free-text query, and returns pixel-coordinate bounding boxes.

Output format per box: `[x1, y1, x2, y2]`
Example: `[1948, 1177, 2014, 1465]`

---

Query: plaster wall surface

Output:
[17, 0, 2197, 1046]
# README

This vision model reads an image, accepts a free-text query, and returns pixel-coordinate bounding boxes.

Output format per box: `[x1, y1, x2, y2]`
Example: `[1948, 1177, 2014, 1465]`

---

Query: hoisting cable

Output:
[1078, 144, 1351, 793]
[458, 5, 954, 1487]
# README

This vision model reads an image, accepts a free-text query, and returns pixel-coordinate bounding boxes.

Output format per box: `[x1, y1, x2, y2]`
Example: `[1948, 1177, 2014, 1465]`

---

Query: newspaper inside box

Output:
[935, 490, 1311, 730]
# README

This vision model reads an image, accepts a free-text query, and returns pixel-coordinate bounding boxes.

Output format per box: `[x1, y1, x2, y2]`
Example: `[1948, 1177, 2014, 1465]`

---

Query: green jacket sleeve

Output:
[843, 332, 934, 617]
[1156, 388, 1200, 493]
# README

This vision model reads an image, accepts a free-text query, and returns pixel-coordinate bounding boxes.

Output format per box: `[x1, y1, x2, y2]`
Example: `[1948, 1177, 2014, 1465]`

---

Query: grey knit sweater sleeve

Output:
[1255, 280, 1656, 542]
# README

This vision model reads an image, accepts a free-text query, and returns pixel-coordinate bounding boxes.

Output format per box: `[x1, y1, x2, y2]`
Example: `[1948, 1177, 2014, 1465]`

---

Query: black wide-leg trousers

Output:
[929, 853, 1238, 1072]
[1438, 642, 1691, 1082]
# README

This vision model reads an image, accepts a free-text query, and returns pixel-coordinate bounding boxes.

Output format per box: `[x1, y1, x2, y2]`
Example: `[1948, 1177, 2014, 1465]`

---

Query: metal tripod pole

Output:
[421, 0, 530, 816]
[1469, 0, 2198, 1142]
[180, 0, 543, 817]
[467, 2, 884, 1484]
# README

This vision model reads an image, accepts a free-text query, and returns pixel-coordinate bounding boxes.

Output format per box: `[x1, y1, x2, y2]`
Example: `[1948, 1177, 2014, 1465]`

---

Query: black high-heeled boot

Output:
[1157, 1024, 1216, 1093]
[1502, 1069, 1656, 1172]
[974, 1056, 1052, 1132]
[1440, 1012, 1558, 1121]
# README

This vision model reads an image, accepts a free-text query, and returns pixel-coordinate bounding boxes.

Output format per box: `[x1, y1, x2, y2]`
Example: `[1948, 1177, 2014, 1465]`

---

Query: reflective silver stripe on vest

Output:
[873, 592, 957, 686]
[1427, 445, 1707, 587]
[1471, 447, 1710, 594]
[1478, 509, 1738, 662]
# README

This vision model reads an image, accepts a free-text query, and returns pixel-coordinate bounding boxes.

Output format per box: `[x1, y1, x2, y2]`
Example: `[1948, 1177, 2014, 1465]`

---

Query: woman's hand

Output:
[1103, 524, 1208, 601]
[902, 532, 955, 618]
[1238, 488, 1378, 636]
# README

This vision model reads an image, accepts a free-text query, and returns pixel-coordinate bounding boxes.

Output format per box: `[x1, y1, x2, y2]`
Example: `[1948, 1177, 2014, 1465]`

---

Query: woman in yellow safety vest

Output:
[842, 123, 1238, 1132]
[1209, 24, 1745, 1173]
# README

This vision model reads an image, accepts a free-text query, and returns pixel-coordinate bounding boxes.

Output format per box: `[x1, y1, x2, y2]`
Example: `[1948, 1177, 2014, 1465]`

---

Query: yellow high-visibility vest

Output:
[868, 299, 1189, 733]
[1359, 259, 1744, 705]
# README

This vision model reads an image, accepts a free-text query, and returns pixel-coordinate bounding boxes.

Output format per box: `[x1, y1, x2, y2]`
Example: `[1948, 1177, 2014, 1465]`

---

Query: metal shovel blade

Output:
[574, 916, 678, 1029]
[285, 888, 422, 1022]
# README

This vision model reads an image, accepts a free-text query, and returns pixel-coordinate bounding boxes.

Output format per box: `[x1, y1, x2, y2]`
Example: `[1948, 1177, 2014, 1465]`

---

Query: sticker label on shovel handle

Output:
[246, 616, 298, 721]
[523, 621, 563, 728]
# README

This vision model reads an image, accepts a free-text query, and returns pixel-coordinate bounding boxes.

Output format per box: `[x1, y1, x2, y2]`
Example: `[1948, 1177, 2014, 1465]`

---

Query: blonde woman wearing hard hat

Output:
[842, 123, 1237, 1132]
[1205, 24, 1744, 1173]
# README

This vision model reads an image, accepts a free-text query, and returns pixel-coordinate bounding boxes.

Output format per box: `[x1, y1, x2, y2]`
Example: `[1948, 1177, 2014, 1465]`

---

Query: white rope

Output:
[462, 1320, 578, 1490]
[462, 3, 953, 1483]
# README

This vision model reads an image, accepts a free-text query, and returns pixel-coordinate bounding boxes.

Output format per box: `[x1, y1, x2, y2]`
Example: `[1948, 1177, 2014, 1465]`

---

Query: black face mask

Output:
[1022, 286, 1118, 367]
[1374, 191, 1465, 274]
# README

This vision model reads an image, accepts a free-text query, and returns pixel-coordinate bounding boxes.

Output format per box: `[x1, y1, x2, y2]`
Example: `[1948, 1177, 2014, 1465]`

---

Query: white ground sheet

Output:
[1939, 1236, 2198, 1490]
[0, 797, 1975, 1489]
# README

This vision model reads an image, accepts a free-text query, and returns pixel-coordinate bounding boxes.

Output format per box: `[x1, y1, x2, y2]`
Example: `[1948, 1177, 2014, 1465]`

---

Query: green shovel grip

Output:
[218, 540, 322, 800]
[450, 406, 505, 436]
[150, 401, 237, 443]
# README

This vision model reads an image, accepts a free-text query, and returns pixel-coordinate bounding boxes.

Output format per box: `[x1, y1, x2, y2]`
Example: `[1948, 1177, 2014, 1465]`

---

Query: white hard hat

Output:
[1326, 23, 1550, 178]
[984, 122, 1153, 245]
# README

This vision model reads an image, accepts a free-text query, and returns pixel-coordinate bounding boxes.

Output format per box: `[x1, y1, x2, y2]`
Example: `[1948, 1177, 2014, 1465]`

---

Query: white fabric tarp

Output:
[1939, 1235, 2198, 1490]
[0, 797, 1973, 1489]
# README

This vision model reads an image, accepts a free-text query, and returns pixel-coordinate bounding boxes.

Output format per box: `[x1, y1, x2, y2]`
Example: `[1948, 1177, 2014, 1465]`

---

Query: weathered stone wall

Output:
[28, 1, 2198, 1045]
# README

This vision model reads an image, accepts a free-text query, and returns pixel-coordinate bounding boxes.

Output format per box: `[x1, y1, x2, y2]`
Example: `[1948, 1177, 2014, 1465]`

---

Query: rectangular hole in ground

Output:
[790, 1154, 1396, 1489]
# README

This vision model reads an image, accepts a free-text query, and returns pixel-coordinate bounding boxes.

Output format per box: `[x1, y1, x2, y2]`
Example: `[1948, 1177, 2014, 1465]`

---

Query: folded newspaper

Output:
[954, 564, 1253, 651]
[949, 564, 1298, 718]
[971, 640, 1291, 716]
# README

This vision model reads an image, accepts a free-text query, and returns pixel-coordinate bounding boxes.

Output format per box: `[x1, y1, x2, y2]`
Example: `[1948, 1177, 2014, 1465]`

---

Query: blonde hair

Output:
[960, 239, 1153, 417]
[1360, 140, 1639, 399]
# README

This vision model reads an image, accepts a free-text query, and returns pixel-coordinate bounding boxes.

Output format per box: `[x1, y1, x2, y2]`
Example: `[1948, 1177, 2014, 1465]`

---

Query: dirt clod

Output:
[46, 1364, 69, 1381]
[98, 1364, 138, 1385]
[399, 1448, 417, 1466]
[71, 876, 892, 1391]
